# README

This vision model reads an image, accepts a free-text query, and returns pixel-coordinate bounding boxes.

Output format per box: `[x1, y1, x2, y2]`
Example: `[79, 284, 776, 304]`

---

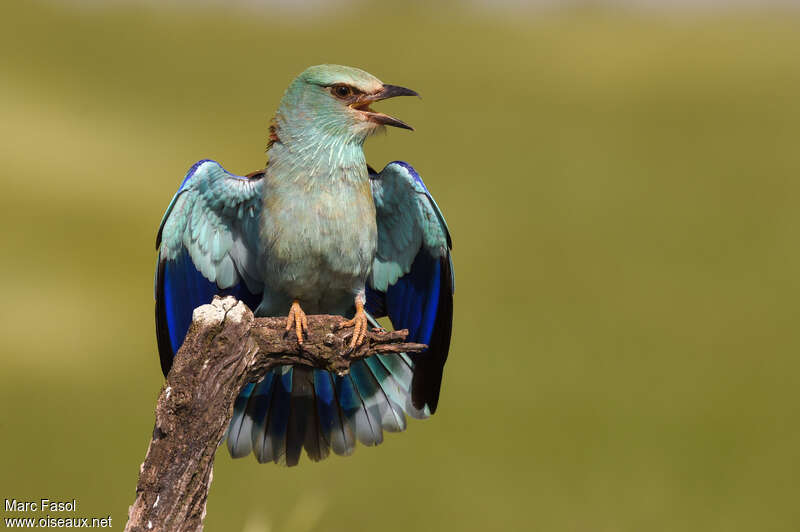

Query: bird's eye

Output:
[332, 85, 352, 99]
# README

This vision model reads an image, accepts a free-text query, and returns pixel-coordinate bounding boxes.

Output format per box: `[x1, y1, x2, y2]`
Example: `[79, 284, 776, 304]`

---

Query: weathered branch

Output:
[125, 296, 426, 532]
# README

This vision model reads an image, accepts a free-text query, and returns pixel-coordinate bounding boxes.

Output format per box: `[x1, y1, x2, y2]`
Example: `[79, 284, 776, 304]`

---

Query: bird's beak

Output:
[351, 84, 419, 131]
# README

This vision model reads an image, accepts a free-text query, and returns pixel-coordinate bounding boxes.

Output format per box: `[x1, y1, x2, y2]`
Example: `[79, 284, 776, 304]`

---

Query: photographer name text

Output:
[6, 499, 77, 513]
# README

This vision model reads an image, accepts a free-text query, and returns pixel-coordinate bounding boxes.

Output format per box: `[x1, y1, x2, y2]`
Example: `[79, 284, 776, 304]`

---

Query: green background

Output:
[2, 2, 799, 530]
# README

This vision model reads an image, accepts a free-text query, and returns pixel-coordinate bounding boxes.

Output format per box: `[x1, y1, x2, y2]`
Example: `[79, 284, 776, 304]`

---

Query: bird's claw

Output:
[286, 300, 308, 345]
[338, 302, 368, 349]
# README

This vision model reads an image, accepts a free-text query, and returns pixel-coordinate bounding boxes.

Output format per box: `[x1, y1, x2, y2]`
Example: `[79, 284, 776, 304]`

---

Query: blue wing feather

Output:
[386, 161, 452, 249]
[155, 160, 263, 376]
[156, 251, 261, 376]
[267, 366, 293, 465]
[367, 161, 453, 413]
[228, 382, 256, 458]
[386, 252, 441, 345]
[248, 373, 277, 463]
[316, 370, 355, 456]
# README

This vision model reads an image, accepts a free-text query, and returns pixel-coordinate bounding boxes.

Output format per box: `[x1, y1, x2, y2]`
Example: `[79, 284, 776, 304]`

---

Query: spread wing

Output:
[155, 159, 264, 376]
[367, 161, 454, 413]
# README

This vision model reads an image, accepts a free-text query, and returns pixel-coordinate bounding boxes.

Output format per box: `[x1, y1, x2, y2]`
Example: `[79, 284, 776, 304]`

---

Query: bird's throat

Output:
[266, 123, 369, 188]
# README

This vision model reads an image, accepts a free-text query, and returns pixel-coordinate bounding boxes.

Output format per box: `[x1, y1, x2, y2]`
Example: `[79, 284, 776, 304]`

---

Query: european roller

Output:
[155, 65, 454, 466]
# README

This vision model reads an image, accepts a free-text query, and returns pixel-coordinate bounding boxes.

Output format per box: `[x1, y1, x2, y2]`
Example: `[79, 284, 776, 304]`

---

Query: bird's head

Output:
[273, 64, 418, 146]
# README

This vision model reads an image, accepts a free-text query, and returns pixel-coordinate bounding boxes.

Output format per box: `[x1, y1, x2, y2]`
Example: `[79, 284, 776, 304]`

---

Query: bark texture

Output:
[125, 296, 426, 532]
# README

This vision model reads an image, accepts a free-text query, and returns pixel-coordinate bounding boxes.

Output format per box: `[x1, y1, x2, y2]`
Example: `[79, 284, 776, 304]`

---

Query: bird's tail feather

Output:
[226, 351, 428, 465]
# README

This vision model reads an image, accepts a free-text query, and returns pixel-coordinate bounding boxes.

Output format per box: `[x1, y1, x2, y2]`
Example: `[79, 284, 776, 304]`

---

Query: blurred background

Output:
[2, 1, 799, 530]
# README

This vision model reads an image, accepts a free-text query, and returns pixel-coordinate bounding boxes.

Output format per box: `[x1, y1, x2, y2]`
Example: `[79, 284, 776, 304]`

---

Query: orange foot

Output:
[285, 299, 308, 345]
[339, 299, 368, 349]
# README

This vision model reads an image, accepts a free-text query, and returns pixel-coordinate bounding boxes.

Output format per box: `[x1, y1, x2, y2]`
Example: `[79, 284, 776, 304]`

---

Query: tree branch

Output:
[124, 296, 426, 532]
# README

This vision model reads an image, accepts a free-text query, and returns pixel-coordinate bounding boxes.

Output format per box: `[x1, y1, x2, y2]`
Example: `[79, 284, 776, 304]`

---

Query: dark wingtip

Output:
[411, 255, 454, 413]
[155, 259, 175, 377]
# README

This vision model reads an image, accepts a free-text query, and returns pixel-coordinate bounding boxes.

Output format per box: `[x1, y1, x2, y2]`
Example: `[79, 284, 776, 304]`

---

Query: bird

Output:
[154, 64, 453, 466]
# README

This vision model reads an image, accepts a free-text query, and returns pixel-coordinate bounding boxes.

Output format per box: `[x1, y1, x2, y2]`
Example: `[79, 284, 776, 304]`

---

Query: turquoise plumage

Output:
[155, 65, 453, 466]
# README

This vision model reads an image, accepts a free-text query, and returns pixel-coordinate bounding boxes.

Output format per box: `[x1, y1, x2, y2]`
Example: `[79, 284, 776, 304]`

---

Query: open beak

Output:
[351, 84, 419, 131]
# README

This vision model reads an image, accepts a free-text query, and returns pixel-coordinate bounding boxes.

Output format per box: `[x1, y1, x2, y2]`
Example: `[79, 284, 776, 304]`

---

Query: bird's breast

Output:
[260, 180, 377, 303]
